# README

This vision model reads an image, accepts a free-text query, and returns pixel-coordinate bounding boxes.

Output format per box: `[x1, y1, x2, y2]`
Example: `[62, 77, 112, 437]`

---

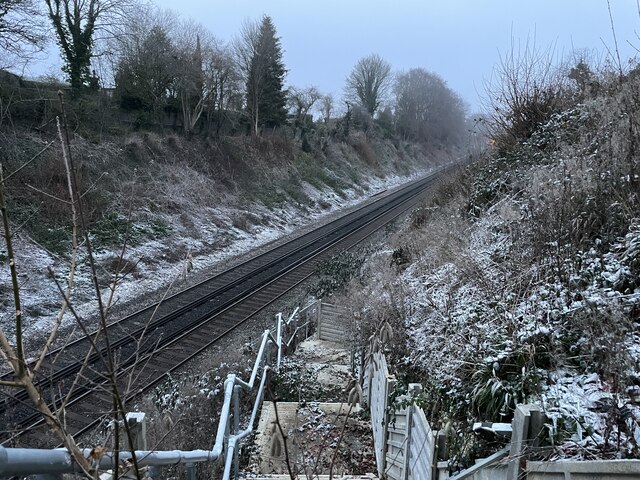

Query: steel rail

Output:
[1, 165, 455, 444]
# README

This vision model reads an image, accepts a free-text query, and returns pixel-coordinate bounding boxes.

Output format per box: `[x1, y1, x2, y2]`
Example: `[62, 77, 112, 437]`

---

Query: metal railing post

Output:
[185, 462, 196, 480]
[147, 465, 160, 478]
[125, 412, 147, 451]
[233, 385, 241, 480]
[276, 313, 283, 371]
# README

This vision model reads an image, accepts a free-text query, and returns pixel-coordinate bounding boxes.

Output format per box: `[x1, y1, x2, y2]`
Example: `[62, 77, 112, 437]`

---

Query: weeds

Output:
[272, 357, 344, 404]
[310, 250, 368, 298]
[337, 62, 640, 463]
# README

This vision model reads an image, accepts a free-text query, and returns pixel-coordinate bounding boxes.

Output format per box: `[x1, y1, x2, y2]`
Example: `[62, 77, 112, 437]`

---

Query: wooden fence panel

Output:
[385, 408, 409, 480]
[317, 302, 350, 344]
[364, 353, 437, 480]
[369, 352, 396, 476]
[407, 407, 435, 480]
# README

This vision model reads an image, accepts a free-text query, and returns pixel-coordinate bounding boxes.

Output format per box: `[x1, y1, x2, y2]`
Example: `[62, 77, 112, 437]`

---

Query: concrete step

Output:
[247, 475, 378, 479]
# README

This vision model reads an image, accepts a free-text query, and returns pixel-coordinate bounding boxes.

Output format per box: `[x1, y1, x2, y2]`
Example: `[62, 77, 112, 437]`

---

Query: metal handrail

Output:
[0, 302, 318, 479]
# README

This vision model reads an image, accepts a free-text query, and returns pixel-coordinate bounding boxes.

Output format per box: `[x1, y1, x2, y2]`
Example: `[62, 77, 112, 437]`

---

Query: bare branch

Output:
[345, 53, 393, 116]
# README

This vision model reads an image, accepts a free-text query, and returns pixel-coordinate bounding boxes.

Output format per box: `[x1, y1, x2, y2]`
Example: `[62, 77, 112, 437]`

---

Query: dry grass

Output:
[335, 68, 640, 464]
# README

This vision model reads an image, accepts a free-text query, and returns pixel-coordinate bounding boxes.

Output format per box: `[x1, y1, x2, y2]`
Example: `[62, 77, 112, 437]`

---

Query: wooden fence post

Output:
[317, 300, 323, 339]
[506, 404, 543, 480]
[402, 383, 422, 480]
[383, 370, 397, 478]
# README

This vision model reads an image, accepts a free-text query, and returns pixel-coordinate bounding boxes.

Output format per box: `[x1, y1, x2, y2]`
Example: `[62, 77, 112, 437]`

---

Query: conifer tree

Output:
[245, 15, 287, 135]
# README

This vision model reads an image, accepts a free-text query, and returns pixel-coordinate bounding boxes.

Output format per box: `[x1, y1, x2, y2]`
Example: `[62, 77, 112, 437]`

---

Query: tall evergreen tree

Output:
[245, 15, 287, 135]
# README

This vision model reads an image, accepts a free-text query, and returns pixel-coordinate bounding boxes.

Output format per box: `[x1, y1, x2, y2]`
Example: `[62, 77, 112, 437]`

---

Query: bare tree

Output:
[394, 68, 467, 144]
[182, 37, 242, 135]
[44, 0, 133, 94]
[108, 6, 176, 79]
[344, 53, 392, 116]
[0, 0, 47, 68]
[206, 42, 242, 135]
[173, 22, 211, 134]
[233, 18, 261, 135]
[111, 5, 241, 134]
[482, 36, 567, 150]
[288, 85, 321, 128]
[318, 93, 334, 123]
[110, 6, 178, 129]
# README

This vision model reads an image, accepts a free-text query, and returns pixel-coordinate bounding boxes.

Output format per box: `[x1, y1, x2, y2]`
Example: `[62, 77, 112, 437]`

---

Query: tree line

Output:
[0, 0, 467, 144]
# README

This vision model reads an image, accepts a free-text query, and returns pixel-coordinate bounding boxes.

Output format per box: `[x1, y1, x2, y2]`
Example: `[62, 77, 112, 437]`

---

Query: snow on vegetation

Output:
[338, 88, 640, 463]
[0, 161, 429, 351]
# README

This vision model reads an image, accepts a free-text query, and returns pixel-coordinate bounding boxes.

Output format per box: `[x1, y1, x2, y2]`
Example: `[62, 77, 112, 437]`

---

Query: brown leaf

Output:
[88, 446, 106, 461]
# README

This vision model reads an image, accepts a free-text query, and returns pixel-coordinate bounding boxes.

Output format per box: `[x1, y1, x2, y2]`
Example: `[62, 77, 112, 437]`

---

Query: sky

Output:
[26, 0, 640, 114]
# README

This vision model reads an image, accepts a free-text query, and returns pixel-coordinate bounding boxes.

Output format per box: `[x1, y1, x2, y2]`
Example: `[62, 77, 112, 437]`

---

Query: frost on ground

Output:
[394, 211, 640, 459]
[337, 99, 640, 463]
[0, 167, 428, 354]
[248, 336, 375, 477]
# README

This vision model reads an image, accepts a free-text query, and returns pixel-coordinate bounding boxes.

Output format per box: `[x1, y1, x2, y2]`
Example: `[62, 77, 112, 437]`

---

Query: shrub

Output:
[484, 40, 573, 153]
[309, 250, 367, 298]
[350, 134, 378, 168]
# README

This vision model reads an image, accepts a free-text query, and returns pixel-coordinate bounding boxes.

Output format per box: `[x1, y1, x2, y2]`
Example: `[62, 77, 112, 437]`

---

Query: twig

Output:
[606, 0, 624, 77]
[79, 172, 107, 200]
[0, 164, 25, 376]
[34, 117, 80, 373]
[0, 379, 22, 387]
[3, 140, 55, 181]
[25, 184, 72, 204]
[328, 403, 354, 480]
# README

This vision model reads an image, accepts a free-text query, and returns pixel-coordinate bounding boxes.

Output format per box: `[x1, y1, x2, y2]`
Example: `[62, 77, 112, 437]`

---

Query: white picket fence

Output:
[363, 351, 436, 480]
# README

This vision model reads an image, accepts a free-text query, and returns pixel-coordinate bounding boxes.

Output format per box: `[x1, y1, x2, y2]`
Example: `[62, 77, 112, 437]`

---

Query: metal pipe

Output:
[249, 330, 270, 387]
[298, 301, 316, 315]
[0, 445, 227, 477]
[222, 368, 270, 479]
[212, 374, 236, 459]
[222, 441, 236, 479]
[104, 448, 215, 466]
[286, 307, 300, 324]
[233, 385, 240, 479]
[0, 307, 287, 479]
[276, 313, 283, 371]
[185, 462, 196, 480]
[0, 447, 74, 476]
[286, 321, 312, 347]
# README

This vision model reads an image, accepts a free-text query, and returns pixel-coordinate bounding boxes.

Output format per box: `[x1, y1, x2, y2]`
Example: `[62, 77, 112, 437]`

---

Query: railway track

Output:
[0, 166, 451, 446]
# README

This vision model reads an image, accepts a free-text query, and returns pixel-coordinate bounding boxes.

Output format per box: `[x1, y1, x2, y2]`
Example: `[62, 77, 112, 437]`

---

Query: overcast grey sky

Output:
[29, 0, 640, 113]
[149, 0, 640, 113]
